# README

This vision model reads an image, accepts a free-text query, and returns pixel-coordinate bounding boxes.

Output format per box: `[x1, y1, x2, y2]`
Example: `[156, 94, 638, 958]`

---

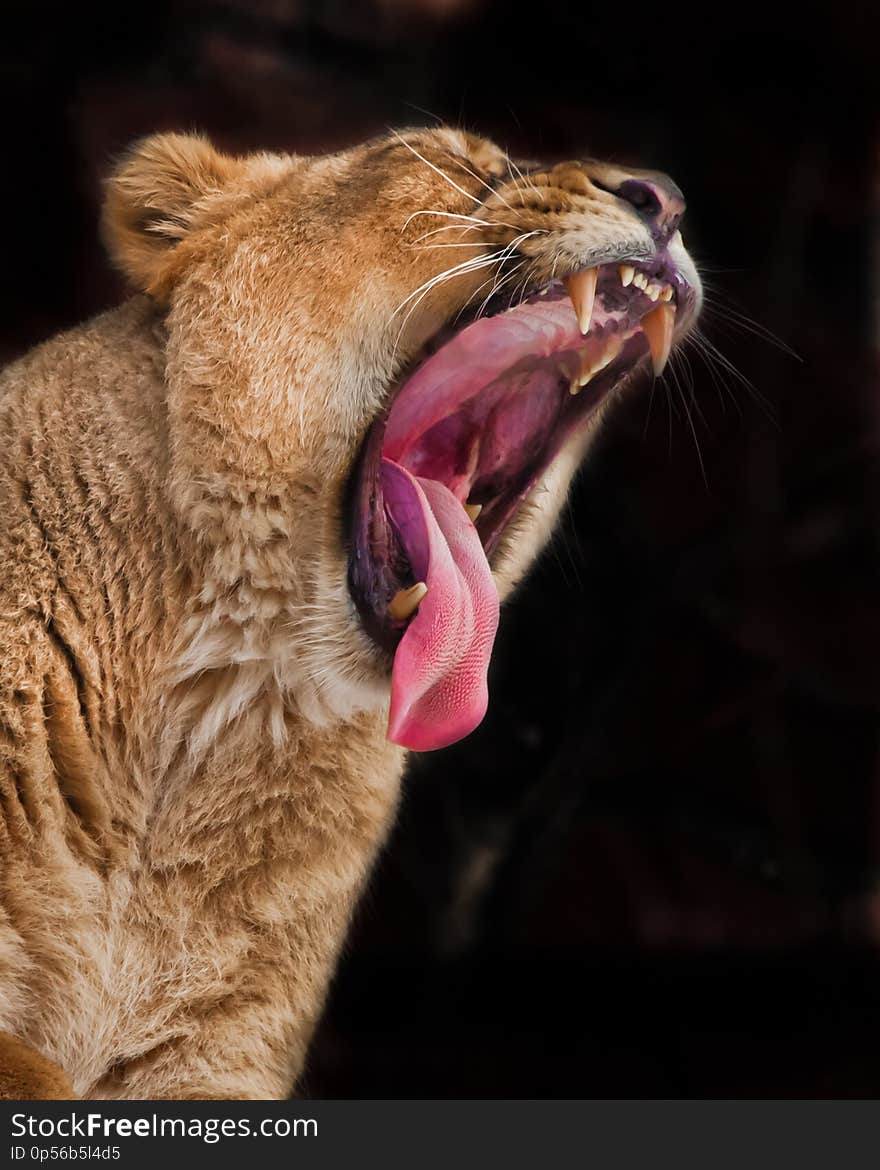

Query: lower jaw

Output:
[347, 329, 650, 656]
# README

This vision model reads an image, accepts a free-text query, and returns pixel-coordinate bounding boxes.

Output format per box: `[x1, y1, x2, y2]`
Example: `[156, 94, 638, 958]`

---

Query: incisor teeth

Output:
[564, 267, 598, 335]
[388, 582, 428, 622]
[659, 285, 673, 302]
[464, 502, 482, 522]
[642, 304, 675, 376]
[619, 264, 635, 287]
[633, 272, 648, 290]
[646, 284, 661, 302]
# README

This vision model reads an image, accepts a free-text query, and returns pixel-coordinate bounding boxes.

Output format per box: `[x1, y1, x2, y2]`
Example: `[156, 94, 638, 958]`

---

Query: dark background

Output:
[3, 0, 878, 1097]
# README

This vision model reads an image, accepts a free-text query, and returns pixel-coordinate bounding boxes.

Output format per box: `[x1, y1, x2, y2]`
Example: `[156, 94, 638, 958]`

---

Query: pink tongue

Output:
[381, 459, 500, 752]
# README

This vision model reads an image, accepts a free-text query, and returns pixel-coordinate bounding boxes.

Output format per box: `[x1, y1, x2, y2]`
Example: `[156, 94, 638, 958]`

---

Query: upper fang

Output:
[642, 304, 675, 376]
[564, 267, 598, 335]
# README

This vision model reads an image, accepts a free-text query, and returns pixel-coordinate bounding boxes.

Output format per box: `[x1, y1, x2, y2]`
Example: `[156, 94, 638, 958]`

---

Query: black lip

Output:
[347, 251, 697, 657]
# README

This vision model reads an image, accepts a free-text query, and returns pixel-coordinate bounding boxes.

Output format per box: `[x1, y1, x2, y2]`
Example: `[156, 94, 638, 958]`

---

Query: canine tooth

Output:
[388, 582, 428, 621]
[570, 363, 593, 394]
[577, 351, 597, 386]
[642, 304, 675, 376]
[581, 337, 622, 384]
[659, 285, 674, 302]
[570, 336, 623, 394]
[593, 335, 623, 372]
[464, 502, 482, 522]
[619, 264, 635, 287]
[564, 267, 598, 335]
[633, 272, 648, 290]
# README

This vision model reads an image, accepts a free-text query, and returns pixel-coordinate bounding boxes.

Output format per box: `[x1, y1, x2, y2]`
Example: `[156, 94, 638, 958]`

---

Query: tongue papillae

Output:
[381, 459, 500, 752]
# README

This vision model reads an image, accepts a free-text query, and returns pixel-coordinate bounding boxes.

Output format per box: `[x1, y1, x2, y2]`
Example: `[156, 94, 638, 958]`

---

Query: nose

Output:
[525, 158, 687, 243]
[606, 172, 686, 239]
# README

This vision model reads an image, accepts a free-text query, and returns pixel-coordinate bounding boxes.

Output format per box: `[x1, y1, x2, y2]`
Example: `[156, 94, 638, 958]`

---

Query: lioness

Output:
[0, 127, 700, 1099]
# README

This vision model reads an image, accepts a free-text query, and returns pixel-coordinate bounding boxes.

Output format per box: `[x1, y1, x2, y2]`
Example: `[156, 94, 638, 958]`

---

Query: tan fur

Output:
[0, 1033, 73, 1099]
[0, 127, 698, 1098]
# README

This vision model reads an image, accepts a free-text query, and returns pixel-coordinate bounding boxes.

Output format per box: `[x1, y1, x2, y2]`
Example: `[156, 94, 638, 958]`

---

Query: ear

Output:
[102, 133, 251, 296]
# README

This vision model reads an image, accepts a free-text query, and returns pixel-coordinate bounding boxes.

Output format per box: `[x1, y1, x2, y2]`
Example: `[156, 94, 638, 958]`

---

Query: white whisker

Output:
[389, 251, 502, 321]
[506, 154, 542, 201]
[412, 222, 487, 244]
[447, 154, 517, 214]
[411, 219, 521, 245]
[392, 131, 482, 206]
[390, 253, 506, 353]
[665, 353, 709, 487]
[389, 227, 543, 356]
[700, 297, 801, 360]
[402, 210, 489, 231]
[470, 260, 528, 322]
[687, 329, 778, 424]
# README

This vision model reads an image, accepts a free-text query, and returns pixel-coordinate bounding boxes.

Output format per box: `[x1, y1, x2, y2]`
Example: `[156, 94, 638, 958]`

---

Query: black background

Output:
[2, 0, 878, 1097]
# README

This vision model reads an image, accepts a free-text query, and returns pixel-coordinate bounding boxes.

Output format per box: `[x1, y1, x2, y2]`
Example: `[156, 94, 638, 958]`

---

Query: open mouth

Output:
[348, 247, 698, 752]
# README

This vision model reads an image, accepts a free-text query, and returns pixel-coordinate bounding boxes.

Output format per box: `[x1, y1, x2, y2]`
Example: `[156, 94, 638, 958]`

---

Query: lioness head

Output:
[104, 126, 701, 753]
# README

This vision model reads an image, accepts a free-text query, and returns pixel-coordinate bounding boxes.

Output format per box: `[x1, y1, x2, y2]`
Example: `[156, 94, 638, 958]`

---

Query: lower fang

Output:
[464, 502, 482, 522]
[388, 582, 428, 621]
[570, 336, 622, 394]
[593, 335, 622, 374]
